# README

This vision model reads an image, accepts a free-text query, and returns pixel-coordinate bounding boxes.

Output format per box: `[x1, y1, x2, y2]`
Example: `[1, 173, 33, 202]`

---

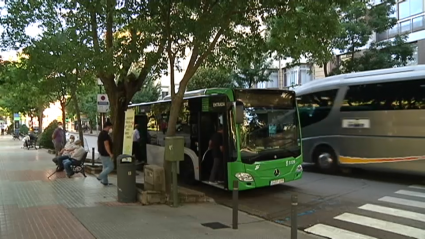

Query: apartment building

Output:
[254, 63, 314, 89]
[375, 0, 423, 64]
[312, 0, 425, 79]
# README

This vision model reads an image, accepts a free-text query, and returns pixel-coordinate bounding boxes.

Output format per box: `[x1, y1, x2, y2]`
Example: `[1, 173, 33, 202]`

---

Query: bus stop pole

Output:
[172, 161, 178, 207]
[91, 147, 95, 166]
[232, 180, 239, 229]
[291, 194, 298, 239]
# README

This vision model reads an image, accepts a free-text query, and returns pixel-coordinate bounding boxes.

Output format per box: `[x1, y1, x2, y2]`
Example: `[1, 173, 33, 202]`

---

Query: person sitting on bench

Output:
[53, 135, 77, 171]
[62, 140, 86, 178]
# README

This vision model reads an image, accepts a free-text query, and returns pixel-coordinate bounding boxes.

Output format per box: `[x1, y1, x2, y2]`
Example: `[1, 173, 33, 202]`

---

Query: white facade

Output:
[373, 0, 425, 65]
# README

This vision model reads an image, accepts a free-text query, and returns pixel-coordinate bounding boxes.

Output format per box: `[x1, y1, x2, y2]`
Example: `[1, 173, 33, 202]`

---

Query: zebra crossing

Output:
[304, 184, 425, 239]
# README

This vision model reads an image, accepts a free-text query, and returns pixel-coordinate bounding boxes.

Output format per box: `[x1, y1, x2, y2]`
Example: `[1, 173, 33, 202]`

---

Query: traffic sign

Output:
[13, 113, 20, 121]
[97, 94, 110, 113]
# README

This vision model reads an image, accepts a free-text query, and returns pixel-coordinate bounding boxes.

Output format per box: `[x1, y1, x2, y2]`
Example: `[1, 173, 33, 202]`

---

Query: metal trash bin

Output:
[117, 154, 137, 203]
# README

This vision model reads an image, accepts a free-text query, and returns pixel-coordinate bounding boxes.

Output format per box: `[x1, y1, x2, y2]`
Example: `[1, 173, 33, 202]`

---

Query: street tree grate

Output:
[201, 222, 230, 229]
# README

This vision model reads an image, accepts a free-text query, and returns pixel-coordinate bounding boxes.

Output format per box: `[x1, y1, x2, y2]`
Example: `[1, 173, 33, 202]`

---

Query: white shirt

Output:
[63, 141, 77, 156]
[133, 129, 140, 142]
[71, 146, 86, 161]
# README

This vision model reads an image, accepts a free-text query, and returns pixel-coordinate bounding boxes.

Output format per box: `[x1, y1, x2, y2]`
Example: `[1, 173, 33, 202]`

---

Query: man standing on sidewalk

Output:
[52, 122, 65, 156]
[97, 122, 114, 186]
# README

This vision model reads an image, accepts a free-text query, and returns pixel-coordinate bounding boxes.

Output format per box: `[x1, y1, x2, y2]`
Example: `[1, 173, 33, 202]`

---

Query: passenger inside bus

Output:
[209, 123, 224, 184]
[199, 114, 225, 184]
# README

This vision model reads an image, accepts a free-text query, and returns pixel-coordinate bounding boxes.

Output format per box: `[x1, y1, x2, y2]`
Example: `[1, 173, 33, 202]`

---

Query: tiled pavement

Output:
[0, 135, 321, 239]
[0, 135, 116, 239]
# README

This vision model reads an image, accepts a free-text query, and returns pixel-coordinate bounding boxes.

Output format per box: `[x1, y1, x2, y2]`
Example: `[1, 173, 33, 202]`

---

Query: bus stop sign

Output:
[97, 94, 110, 113]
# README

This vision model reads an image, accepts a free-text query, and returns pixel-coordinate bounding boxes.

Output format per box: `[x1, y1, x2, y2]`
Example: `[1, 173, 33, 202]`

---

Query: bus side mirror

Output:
[235, 103, 244, 124]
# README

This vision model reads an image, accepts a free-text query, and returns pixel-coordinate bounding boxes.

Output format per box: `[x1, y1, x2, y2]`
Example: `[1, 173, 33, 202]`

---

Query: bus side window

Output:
[340, 79, 425, 111]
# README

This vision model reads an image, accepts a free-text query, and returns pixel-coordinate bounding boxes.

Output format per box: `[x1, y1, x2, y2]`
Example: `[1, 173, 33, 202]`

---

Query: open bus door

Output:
[134, 113, 149, 169]
[197, 95, 231, 189]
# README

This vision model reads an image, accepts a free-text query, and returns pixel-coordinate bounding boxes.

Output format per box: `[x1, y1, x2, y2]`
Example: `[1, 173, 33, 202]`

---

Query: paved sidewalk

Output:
[0, 135, 322, 239]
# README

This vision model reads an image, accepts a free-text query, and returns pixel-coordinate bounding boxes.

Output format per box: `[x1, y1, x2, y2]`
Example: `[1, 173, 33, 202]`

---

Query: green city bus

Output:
[128, 88, 303, 191]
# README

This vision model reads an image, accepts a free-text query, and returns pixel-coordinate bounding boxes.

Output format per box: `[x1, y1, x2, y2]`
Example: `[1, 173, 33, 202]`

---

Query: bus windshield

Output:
[234, 89, 301, 162]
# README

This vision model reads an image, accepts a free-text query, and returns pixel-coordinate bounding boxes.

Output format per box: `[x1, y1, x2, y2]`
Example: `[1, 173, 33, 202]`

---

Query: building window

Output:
[400, 20, 411, 33]
[412, 15, 425, 31]
[161, 91, 169, 98]
[377, 0, 425, 42]
[399, 0, 424, 19]
[284, 65, 313, 87]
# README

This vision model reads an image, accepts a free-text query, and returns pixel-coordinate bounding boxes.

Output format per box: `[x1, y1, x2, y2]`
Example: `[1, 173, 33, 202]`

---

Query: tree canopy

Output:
[0, 0, 357, 191]
[187, 67, 234, 91]
[131, 78, 161, 103]
[310, 0, 414, 76]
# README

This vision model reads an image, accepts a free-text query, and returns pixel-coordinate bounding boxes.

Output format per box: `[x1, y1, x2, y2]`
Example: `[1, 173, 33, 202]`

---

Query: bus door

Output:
[199, 95, 231, 189]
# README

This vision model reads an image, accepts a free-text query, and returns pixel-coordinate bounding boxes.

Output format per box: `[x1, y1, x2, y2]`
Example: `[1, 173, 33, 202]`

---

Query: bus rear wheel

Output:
[313, 146, 338, 174]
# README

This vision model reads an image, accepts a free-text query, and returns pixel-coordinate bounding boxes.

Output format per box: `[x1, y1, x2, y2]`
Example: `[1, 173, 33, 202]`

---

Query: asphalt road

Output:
[75, 133, 425, 239]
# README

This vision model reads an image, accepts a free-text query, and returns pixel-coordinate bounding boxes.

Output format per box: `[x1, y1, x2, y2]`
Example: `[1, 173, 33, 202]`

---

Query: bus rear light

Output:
[235, 173, 254, 182]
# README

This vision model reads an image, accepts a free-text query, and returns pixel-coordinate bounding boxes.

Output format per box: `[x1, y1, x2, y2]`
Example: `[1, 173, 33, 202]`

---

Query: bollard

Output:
[91, 147, 95, 166]
[232, 180, 239, 229]
[291, 194, 298, 239]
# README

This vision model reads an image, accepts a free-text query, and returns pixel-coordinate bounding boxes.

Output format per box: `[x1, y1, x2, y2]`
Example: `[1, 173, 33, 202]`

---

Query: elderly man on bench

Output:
[53, 135, 77, 171]
[59, 139, 86, 178]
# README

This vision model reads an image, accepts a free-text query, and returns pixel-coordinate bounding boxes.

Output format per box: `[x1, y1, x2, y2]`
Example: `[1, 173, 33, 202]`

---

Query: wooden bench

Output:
[48, 151, 88, 179]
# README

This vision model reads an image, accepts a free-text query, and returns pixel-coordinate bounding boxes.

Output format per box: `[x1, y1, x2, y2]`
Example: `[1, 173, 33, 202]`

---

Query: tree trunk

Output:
[323, 62, 328, 77]
[60, 100, 66, 143]
[110, 98, 127, 162]
[163, 53, 176, 193]
[38, 109, 43, 134]
[71, 87, 84, 147]
[164, 93, 183, 193]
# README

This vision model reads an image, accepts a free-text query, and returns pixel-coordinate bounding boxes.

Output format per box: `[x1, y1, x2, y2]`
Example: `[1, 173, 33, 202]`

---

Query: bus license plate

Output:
[270, 179, 285, 185]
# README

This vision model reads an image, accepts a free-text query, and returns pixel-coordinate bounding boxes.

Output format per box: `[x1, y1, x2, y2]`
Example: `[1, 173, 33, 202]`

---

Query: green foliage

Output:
[0, 0, 357, 182]
[0, 60, 51, 117]
[19, 124, 29, 135]
[233, 53, 272, 88]
[132, 78, 161, 103]
[187, 67, 234, 91]
[331, 35, 415, 75]
[38, 120, 58, 149]
[328, 0, 414, 74]
[267, 0, 347, 66]
[66, 77, 98, 127]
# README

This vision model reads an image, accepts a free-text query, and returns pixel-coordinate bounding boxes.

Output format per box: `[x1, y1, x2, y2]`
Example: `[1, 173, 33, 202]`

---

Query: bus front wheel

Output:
[313, 146, 338, 174]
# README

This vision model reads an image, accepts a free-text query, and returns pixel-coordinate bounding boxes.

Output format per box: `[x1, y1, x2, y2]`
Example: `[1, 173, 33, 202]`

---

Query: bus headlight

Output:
[235, 173, 254, 182]
[296, 165, 303, 172]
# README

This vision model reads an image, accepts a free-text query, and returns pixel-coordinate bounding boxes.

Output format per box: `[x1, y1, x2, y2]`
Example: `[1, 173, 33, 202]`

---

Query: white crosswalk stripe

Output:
[305, 224, 377, 239]
[409, 185, 425, 190]
[379, 196, 425, 209]
[395, 190, 425, 198]
[359, 203, 425, 223]
[304, 185, 425, 239]
[335, 213, 425, 239]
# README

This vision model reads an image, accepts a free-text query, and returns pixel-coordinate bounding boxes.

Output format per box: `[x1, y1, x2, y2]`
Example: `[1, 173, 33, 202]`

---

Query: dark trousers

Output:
[53, 155, 70, 170]
[209, 157, 223, 182]
[132, 141, 142, 162]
